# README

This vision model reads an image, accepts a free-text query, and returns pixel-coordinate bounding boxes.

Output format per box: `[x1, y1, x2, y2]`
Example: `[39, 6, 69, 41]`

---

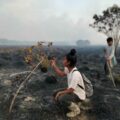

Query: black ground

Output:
[0, 46, 120, 120]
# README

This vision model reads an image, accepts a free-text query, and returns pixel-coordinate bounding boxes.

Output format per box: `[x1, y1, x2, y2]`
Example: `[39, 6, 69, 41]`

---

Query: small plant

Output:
[9, 41, 54, 115]
[24, 41, 53, 71]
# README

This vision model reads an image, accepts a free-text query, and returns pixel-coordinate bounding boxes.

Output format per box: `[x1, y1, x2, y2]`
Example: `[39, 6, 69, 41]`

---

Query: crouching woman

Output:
[51, 49, 86, 118]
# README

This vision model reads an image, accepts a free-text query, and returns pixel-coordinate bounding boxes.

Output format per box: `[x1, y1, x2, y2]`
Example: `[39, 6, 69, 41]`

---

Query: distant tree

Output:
[90, 4, 120, 52]
[76, 40, 90, 46]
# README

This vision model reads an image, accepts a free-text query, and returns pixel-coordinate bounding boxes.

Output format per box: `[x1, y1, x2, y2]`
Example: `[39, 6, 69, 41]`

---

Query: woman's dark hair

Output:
[66, 49, 77, 67]
[107, 37, 113, 42]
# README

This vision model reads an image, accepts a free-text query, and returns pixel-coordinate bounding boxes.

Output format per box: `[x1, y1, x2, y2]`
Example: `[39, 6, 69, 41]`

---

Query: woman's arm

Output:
[51, 59, 66, 77]
[60, 88, 74, 94]
[55, 88, 74, 101]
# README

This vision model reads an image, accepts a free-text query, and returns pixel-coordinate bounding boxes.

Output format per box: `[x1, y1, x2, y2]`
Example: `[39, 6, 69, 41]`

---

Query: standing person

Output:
[104, 37, 117, 76]
[50, 49, 86, 118]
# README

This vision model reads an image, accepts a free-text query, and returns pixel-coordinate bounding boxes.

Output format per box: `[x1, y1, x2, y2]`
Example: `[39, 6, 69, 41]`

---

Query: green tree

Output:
[90, 4, 120, 52]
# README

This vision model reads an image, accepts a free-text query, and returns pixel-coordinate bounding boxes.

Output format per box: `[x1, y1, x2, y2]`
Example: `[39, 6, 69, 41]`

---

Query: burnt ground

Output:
[0, 46, 120, 120]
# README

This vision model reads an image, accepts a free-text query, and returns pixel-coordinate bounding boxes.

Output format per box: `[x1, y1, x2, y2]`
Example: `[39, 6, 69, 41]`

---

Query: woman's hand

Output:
[50, 58, 56, 67]
[54, 91, 64, 101]
[50, 57, 66, 77]
[107, 57, 111, 61]
[54, 88, 74, 101]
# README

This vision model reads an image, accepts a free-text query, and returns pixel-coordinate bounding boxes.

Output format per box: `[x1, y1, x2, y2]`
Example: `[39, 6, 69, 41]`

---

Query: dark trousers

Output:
[53, 88, 81, 112]
[104, 62, 114, 75]
[104, 62, 109, 75]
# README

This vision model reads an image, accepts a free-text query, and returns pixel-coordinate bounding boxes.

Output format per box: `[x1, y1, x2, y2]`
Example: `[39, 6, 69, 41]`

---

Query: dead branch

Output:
[9, 58, 44, 114]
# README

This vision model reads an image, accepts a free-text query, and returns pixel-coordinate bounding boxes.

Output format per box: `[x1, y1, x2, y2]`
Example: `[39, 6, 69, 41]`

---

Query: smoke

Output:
[0, 0, 118, 45]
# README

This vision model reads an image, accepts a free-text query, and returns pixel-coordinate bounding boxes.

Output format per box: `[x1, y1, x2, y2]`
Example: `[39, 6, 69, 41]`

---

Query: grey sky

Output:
[0, 0, 119, 45]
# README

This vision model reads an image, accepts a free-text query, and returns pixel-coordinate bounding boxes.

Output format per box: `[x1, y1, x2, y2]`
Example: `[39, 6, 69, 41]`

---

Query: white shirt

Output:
[64, 67, 86, 100]
[104, 45, 117, 67]
[105, 45, 115, 59]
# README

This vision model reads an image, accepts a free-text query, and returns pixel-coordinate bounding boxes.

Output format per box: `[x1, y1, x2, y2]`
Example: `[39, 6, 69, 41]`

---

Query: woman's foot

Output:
[66, 102, 80, 118]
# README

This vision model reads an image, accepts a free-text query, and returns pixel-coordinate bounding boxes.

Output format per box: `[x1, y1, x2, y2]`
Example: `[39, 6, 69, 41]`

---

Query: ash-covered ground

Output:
[0, 46, 120, 120]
